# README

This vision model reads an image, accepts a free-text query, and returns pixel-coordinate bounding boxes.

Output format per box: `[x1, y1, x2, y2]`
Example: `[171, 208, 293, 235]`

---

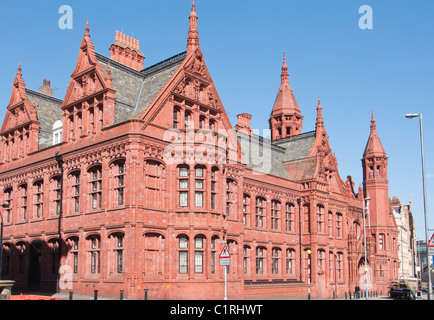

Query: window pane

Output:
[195, 192, 203, 207]
[179, 191, 188, 207]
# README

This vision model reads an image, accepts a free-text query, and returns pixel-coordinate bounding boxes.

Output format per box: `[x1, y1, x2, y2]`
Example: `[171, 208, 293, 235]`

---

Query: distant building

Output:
[390, 197, 417, 279]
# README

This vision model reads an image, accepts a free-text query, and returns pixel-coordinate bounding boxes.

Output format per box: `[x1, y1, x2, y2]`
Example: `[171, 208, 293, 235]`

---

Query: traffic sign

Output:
[428, 233, 434, 247]
[429, 247, 434, 256]
[219, 245, 231, 259]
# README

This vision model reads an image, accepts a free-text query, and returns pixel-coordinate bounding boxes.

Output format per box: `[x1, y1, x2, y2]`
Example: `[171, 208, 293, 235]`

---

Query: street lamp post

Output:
[363, 197, 371, 300]
[406, 113, 432, 300]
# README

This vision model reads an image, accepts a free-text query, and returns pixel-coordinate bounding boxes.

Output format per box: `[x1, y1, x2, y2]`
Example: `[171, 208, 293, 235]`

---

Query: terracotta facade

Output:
[0, 2, 399, 299]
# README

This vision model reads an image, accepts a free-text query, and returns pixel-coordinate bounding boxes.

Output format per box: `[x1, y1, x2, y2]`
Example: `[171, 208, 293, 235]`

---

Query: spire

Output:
[271, 52, 301, 115]
[316, 96, 324, 131]
[363, 110, 386, 157]
[85, 20, 90, 38]
[187, 0, 200, 54]
[281, 52, 289, 83]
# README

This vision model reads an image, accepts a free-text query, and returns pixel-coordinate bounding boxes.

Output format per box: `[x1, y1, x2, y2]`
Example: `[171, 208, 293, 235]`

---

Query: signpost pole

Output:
[219, 243, 231, 301]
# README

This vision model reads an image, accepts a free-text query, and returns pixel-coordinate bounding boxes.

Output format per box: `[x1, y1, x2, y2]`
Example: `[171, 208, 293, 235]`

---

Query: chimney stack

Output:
[110, 31, 145, 71]
[39, 78, 54, 97]
[235, 113, 253, 136]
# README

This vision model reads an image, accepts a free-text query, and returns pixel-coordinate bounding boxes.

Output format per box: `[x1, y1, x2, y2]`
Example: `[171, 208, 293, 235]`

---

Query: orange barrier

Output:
[9, 294, 59, 301]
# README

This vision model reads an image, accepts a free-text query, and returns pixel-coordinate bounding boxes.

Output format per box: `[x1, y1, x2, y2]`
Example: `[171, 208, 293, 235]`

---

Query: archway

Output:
[357, 257, 372, 291]
[28, 240, 42, 289]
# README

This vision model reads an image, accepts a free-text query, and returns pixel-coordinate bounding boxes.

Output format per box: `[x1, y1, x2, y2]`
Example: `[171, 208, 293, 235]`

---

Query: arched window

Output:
[109, 233, 124, 274]
[195, 166, 205, 208]
[111, 160, 125, 206]
[336, 213, 343, 238]
[19, 184, 28, 221]
[178, 235, 189, 274]
[286, 249, 295, 275]
[4, 188, 12, 223]
[144, 160, 166, 208]
[87, 235, 101, 274]
[255, 197, 265, 229]
[69, 171, 81, 213]
[256, 246, 266, 274]
[48, 239, 60, 274]
[210, 167, 219, 210]
[88, 166, 102, 210]
[271, 247, 281, 274]
[328, 211, 333, 237]
[379, 234, 385, 250]
[51, 176, 62, 216]
[177, 165, 189, 208]
[285, 203, 295, 232]
[143, 233, 166, 278]
[271, 201, 281, 230]
[194, 235, 205, 274]
[33, 181, 44, 219]
[66, 237, 79, 274]
[226, 179, 236, 217]
[173, 106, 181, 129]
[317, 205, 324, 233]
[243, 194, 251, 227]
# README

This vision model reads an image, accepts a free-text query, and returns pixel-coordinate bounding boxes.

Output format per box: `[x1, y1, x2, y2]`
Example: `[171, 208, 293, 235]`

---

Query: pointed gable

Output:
[61, 22, 116, 143]
[0, 63, 40, 163]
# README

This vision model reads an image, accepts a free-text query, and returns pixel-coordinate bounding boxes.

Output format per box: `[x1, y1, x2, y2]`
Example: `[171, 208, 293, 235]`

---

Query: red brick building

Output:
[0, 2, 398, 299]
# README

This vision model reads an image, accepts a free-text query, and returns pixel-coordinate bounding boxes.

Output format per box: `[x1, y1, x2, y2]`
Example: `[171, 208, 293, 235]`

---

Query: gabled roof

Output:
[96, 52, 186, 124]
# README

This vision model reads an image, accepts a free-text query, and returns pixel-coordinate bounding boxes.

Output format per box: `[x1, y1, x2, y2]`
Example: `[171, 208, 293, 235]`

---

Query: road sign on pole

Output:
[428, 234, 434, 256]
[219, 245, 231, 259]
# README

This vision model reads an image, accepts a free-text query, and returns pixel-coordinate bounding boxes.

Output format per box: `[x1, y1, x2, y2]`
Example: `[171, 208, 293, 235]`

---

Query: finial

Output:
[281, 52, 289, 83]
[85, 20, 90, 37]
[18, 61, 22, 74]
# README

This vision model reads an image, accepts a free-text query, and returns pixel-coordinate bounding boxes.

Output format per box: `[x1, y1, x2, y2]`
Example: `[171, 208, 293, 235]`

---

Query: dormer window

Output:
[53, 119, 63, 145]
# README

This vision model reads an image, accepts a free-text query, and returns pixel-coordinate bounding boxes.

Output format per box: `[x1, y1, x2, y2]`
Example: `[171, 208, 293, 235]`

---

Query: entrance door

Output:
[28, 241, 42, 289]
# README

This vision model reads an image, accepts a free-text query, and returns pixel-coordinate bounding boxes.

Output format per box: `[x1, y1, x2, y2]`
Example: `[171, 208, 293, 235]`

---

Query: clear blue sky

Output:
[0, 0, 433, 240]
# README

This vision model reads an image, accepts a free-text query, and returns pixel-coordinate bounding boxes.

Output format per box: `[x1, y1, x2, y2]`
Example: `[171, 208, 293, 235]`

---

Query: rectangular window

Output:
[179, 252, 188, 274]
[179, 191, 188, 207]
[90, 168, 102, 209]
[195, 192, 204, 207]
[115, 163, 125, 206]
[195, 252, 203, 273]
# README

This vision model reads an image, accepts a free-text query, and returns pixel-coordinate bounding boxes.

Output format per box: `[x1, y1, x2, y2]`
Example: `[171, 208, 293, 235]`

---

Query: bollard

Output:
[345, 292, 347, 300]
[94, 290, 98, 300]
[349, 291, 352, 300]
[333, 291, 335, 299]
[69, 291, 74, 300]
[144, 289, 148, 300]
[120, 290, 124, 300]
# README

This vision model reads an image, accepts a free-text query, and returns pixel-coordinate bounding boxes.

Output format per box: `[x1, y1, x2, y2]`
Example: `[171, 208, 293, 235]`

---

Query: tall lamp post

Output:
[406, 113, 431, 300]
[362, 197, 371, 300]
[0, 203, 10, 277]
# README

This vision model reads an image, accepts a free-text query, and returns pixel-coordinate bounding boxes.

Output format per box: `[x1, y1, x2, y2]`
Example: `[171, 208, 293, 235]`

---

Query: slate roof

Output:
[237, 130, 318, 181]
[26, 89, 63, 150]
[272, 131, 316, 162]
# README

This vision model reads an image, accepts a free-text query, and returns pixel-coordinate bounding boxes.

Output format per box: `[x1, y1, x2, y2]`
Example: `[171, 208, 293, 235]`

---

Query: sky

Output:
[0, 0, 433, 240]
